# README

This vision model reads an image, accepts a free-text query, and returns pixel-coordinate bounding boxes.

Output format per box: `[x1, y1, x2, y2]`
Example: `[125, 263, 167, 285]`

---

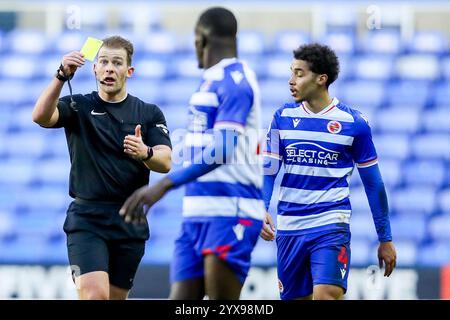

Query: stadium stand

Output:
[0, 11, 449, 269]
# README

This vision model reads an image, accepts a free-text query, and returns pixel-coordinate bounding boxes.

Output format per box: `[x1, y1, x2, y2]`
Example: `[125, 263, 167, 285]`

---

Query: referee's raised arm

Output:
[32, 51, 85, 127]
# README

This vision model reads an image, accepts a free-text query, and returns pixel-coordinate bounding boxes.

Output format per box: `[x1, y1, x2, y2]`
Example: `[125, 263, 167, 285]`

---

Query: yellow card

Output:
[80, 37, 103, 61]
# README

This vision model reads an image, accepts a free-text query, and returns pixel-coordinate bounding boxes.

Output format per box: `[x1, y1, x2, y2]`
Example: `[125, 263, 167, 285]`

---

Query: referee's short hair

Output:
[101, 35, 134, 66]
[197, 7, 237, 38]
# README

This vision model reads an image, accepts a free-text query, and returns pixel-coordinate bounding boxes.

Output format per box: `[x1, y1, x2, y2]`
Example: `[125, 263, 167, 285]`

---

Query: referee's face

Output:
[94, 46, 134, 97]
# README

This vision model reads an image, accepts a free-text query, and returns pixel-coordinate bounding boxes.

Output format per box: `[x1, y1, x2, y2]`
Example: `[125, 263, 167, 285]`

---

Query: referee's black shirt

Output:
[50, 91, 172, 203]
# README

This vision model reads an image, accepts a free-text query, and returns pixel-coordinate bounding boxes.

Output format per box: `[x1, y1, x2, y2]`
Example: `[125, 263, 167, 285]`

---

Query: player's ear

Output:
[199, 32, 207, 49]
[127, 66, 135, 78]
[93, 64, 97, 77]
[317, 74, 328, 86]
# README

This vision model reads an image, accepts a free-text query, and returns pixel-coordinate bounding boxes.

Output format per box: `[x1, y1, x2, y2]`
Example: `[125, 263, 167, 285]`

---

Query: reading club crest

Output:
[327, 120, 342, 134]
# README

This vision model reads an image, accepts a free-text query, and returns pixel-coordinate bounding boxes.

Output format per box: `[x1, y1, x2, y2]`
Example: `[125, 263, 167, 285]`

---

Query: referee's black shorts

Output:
[64, 199, 150, 290]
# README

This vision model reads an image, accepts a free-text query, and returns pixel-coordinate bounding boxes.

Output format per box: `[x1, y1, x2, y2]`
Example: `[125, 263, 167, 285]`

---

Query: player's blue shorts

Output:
[276, 229, 351, 300]
[170, 216, 263, 284]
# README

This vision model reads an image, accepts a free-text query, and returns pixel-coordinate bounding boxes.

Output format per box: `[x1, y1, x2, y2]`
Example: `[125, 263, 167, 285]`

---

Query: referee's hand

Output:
[119, 177, 173, 224]
[61, 51, 85, 76]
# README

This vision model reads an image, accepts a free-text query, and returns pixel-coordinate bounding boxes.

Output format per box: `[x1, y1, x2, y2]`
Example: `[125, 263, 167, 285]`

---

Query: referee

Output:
[32, 36, 172, 300]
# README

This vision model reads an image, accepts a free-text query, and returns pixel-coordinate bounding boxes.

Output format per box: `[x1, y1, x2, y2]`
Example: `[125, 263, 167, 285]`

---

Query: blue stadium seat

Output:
[0, 160, 34, 186]
[174, 33, 195, 55]
[259, 79, 292, 106]
[432, 82, 450, 107]
[350, 213, 378, 242]
[408, 32, 448, 54]
[238, 30, 267, 55]
[411, 134, 450, 160]
[44, 133, 70, 158]
[373, 134, 410, 160]
[350, 186, 370, 217]
[350, 239, 371, 266]
[322, 32, 356, 55]
[438, 188, 450, 214]
[34, 159, 70, 186]
[403, 160, 445, 188]
[13, 214, 64, 239]
[374, 107, 419, 134]
[388, 241, 417, 266]
[134, 58, 169, 80]
[251, 239, 277, 265]
[0, 80, 28, 105]
[423, 108, 450, 133]
[443, 57, 450, 81]
[41, 238, 68, 263]
[141, 31, 176, 55]
[395, 54, 440, 81]
[335, 54, 354, 81]
[127, 79, 164, 105]
[353, 55, 394, 81]
[264, 54, 292, 79]
[52, 31, 88, 54]
[271, 31, 310, 54]
[171, 54, 202, 79]
[160, 79, 200, 105]
[0, 186, 23, 211]
[339, 80, 385, 111]
[142, 238, 175, 264]
[390, 215, 426, 243]
[377, 159, 402, 188]
[162, 105, 188, 131]
[429, 214, 450, 242]
[360, 30, 402, 55]
[148, 213, 182, 240]
[0, 54, 39, 80]
[0, 236, 48, 263]
[118, 6, 161, 31]
[0, 211, 13, 236]
[3, 133, 45, 159]
[6, 30, 48, 54]
[421, 241, 450, 266]
[19, 186, 71, 212]
[391, 186, 437, 215]
[385, 80, 431, 108]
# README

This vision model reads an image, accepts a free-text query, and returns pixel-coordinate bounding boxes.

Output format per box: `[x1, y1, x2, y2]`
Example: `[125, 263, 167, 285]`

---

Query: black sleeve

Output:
[50, 95, 78, 128]
[146, 105, 172, 149]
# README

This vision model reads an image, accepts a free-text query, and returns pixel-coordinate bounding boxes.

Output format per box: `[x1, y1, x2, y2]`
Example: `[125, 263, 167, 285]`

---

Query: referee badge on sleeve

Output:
[156, 124, 169, 135]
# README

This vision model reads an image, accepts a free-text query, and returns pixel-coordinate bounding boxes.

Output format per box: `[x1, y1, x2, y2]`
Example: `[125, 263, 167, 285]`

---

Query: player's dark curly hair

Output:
[293, 43, 340, 87]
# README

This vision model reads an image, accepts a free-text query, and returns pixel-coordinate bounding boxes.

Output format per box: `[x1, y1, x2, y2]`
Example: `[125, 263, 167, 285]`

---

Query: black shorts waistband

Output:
[74, 197, 123, 207]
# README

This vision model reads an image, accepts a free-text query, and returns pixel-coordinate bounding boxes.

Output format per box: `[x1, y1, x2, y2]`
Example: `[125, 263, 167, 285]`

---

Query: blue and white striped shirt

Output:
[265, 98, 378, 234]
[182, 58, 265, 221]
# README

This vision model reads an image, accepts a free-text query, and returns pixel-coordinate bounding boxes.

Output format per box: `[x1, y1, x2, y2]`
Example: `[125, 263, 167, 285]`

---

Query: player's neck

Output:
[98, 88, 128, 103]
[304, 92, 333, 114]
[204, 45, 237, 69]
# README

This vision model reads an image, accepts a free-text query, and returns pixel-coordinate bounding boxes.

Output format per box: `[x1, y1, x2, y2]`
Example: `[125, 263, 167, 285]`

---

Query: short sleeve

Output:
[352, 113, 378, 167]
[146, 105, 172, 148]
[50, 95, 78, 128]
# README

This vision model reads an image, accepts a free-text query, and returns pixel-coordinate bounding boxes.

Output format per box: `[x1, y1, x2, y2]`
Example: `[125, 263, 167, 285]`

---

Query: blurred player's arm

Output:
[32, 51, 84, 127]
[120, 128, 238, 223]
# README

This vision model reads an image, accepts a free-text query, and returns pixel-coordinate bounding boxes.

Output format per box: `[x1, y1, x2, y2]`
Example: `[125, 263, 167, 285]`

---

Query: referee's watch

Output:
[142, 146, 153, 161]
